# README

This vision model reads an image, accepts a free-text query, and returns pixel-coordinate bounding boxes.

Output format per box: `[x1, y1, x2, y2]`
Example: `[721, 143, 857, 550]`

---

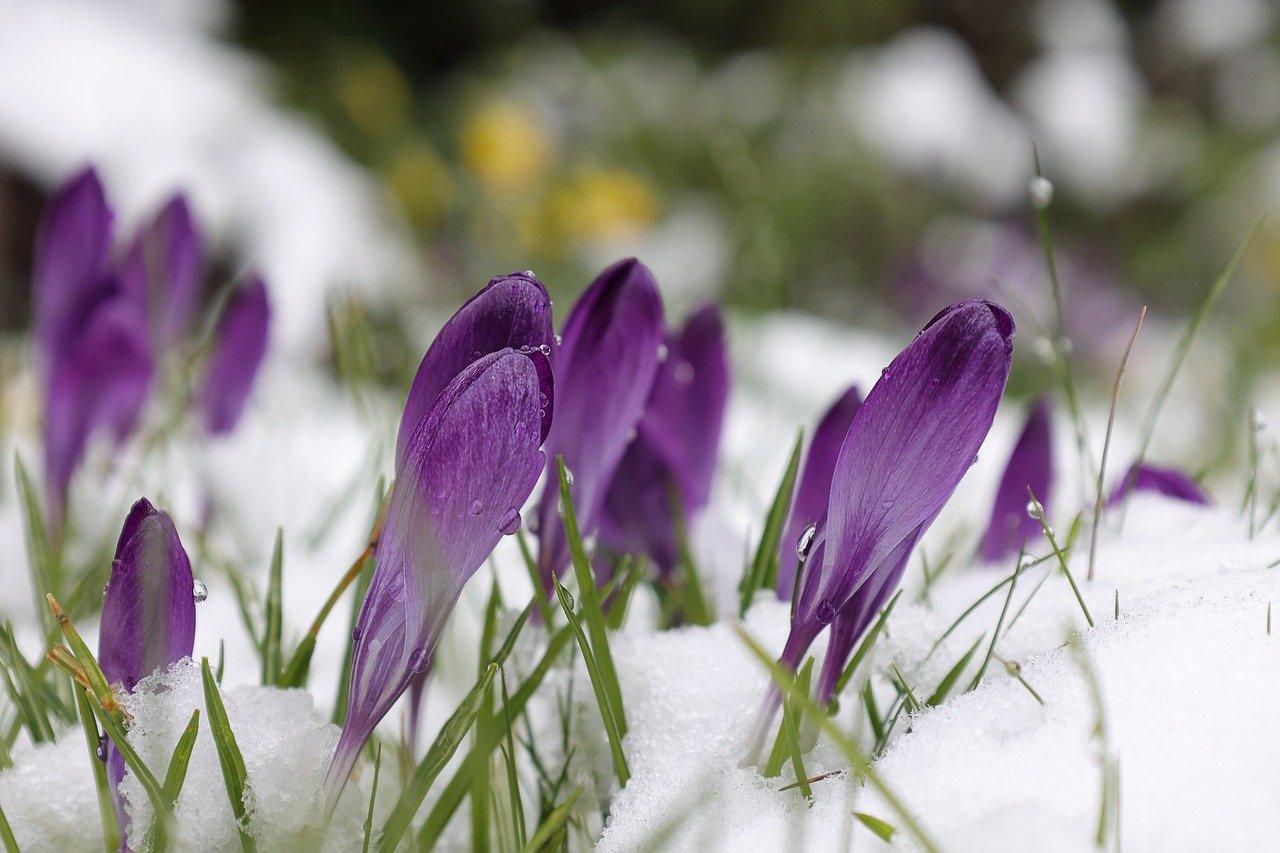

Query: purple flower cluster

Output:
[33, 168, 270, 532]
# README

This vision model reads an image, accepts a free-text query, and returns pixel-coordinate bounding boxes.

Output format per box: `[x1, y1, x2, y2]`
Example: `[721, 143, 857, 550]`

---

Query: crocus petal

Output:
[198, 275, 270, 435]
[1107, 463, 1211, 507]
[119, 193, 204, 352]
[535, 258, 664, 589]
[598, 304, 729, 576]
[98, 498, 196, 845]
[396, 272, 554, 467]
[32, 166, 115, 376]
[776, 385, 862, 597]
[978, 397, 1053, 563]
[326, 348, 549, 805]
[43, 299, 152, 529]
[786, 300, 1013, 668]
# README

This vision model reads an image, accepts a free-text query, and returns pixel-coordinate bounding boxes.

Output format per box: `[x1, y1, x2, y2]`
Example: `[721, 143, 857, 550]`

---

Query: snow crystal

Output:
[0, 737, 100, 851]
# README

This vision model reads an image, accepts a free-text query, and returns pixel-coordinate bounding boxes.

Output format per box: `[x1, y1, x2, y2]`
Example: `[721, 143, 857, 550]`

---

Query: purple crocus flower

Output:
[775, 385, 862, 598]
[326, 348, 552, 806]
[98, 498, 196, 844]
[752, 300, 1013, 734]
[598, 305, 729, 577]
[978, 397, 1053, 563]
[197, 275, 270, 436]
[534, 258, 664, 590]
[1107, 463, 1211, 507]
[118, 194, 204, 353]
[397, 272, 553, 738]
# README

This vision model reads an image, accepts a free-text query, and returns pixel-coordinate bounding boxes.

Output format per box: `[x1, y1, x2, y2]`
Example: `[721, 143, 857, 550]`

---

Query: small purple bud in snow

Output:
[599, 304, 729, 577]
[749, 300, 1014, 743]
[1107, 463, 1210, 507]
[98, 498, 196, 844]
[978, 397, 1054, 563]
[198, 275, 270, 435]
[118, 193, 204, 353]
[776, 385, 862, 598]
[325, 348, 552, 808]
[534, 258, 664, 591]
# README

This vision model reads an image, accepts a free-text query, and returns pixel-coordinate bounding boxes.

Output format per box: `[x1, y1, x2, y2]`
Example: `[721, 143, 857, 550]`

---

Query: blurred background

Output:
[1, 0, 1278, 395]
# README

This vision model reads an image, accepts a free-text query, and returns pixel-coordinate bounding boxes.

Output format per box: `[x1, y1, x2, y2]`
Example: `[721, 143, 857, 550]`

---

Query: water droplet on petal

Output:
[656, 343, 669, 362]
[539, 344, 551, 355]
[192, 580, 208, 603]
[880, 499, 894, 510]
[796, 523, 817, 562]
[972, 454, 979, 466]
[1026, 500, 1043, 520]
[471, 349, 483, 359]
[95, 736, 107, 763]
[554, 334, 563, 346]
[880, 367, 892, 379]
[499, 507, 521, 536]
[408, 647, 430, 673]
[101, 583, 109, 597]
[469, 500, 483, 516]
[524, 269, 535, 277]
[352, 626, 363, 642]
[815, 598, 836, 624]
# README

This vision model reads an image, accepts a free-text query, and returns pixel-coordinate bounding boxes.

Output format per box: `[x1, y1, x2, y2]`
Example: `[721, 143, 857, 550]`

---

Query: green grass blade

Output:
[361, 744, 382, 853]
[471, 580, 501, 851]
[516, 528, 554, 626]
[925, 634, 984, 707]
[604, 556, 643, 629]
[741, 430, 803, 616]
[378, 664, 498, 853]
[498, 673, 526, 847]
[262, 528, 284, 685]
[519, 786, 583, 853]
[161, 710, 201, 808]
[670, 484, 713, 625]
[76, 686, 118, 851]
[280, 538, 377, 689]
[969, 552, 1024, 691]
[417, 625, 573, 849]
[200, 658, 256, 853]
[854, 812, 896, 842]
[14, 455, 55, 637]
[88, 691, 169, 850]
[782, 660, 813, 800]
[862, 681, 885, 745]
[1030, 489, 1094, 628]
[555, 457, 627, 735]
[833, 590, 903, 699]
[0, 796, 18, 853]
[553, 579, 629, 787]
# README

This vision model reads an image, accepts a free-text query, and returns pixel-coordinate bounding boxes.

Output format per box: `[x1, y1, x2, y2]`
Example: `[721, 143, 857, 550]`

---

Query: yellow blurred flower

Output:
[550, 169, 659, 244]
[383, 141, 455, 229]
[335, 51, 414, 139]
[460, 101, 552, 193]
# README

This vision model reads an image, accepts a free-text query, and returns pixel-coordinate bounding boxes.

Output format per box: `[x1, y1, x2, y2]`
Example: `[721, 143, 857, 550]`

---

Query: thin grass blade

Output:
[200, 657, 255, 853]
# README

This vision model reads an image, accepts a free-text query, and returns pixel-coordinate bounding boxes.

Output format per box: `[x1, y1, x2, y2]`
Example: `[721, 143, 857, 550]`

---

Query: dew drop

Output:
[352, 626, 363, 642]
[796, 523, 817, 562]
[538, 343, 551, 355]
[408, 647, 430, 673]
[533, 300, 546, 314]
[880, 499, 895, 510]
[815, 598, 836, 624]
[972, 454, 979, 466]
[564, 468, 575, 486]
[1026, 500, 1043, 520]
[498, 507, 521, 536]
[554, 334, 563, 346]
[1029, 176, 1054, 209]
[471, 349, 483, 359]
[656, 343, 669, 362]
[95, 736, 107, 763]
[880, 367, 892, 379]
[192, 580, 208, 603]
[564, 590, 575, 610]
[469, 500, 483, 516]
[514, 420, 528, 435]
[524, 269, 535, 277]
[101, 583, 109, 597]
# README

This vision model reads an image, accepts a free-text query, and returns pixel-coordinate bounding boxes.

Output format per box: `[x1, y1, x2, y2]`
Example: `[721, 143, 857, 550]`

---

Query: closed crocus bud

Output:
[978, 397, 1053, 563]
[198, 275, 270, 436]
[599, 304, 729, 577]
[398, 271, 554, 741]
[752, 300, 1013, 742]
[1107, 463, 1210, 507]
[43, 300, 152, 531]
[118, 193, 204, 353]
[325, 348, 552, 808]
[534, 259, 664, 591]
[775, 385, 862, 598]
[98, 498, 197, 844]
